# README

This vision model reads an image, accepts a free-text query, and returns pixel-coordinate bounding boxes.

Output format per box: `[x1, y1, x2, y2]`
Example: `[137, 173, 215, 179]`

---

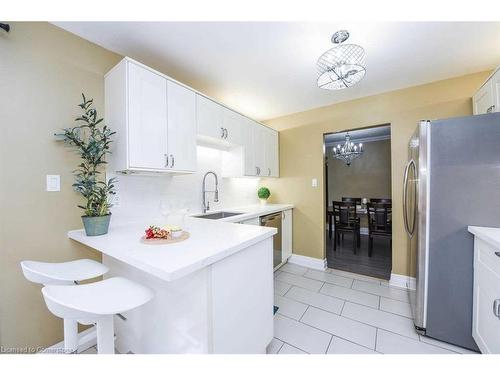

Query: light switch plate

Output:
[46, 175, 60, 192]
[312, 178, 318, 188]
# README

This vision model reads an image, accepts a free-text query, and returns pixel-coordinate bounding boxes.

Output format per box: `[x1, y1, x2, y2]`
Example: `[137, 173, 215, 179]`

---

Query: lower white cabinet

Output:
[281, 209, 293, 261]
[471, 230, 500, 353]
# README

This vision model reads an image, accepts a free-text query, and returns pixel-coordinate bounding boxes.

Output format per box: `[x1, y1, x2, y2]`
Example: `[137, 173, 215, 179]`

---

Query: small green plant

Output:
[258, 187, 271, 200]
[56, 94, 117, 217]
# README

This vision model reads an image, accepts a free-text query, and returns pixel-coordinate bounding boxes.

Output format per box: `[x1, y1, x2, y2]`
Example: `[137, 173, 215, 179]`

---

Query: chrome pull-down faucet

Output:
[202, 171, 219, 213]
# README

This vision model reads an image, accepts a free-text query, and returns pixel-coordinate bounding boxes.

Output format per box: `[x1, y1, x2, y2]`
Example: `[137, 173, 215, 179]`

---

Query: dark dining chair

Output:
[342, 197, 362, 205]
[370, 198, 392, 204]
[366, 202, 392, 257]
[332, 201, 360, 254]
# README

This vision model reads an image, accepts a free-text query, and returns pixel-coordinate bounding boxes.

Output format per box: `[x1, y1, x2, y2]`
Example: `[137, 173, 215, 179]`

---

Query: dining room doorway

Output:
[324, 124, 392, 280]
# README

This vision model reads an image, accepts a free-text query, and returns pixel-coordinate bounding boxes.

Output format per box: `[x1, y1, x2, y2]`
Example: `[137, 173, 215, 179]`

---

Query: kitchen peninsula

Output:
[68, 217, 277, 354]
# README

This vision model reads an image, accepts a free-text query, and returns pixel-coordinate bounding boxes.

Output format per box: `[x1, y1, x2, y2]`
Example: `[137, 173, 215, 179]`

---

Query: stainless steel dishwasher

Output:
[260, 212, 282, 268]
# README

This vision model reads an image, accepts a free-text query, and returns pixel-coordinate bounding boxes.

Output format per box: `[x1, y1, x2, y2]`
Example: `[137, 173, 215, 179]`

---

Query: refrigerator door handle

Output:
[403, 159, 417, 238]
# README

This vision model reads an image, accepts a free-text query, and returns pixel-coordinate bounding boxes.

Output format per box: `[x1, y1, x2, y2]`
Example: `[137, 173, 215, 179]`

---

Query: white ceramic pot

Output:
[260, 199, 268, 206]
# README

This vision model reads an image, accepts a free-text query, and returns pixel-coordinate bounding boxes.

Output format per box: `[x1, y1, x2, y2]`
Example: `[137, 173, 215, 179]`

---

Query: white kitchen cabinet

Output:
[473, 67, 499, 115]
[196, 94, 225, 140]
[196, 95, 243, 145]
[105, 58, 197, 173]
[469, 226, 500, 353]
[281, 209, 293, 261]
[264, 128, 279, 177]
[127, 60, 168, 170]
[167, 81, 197, 171]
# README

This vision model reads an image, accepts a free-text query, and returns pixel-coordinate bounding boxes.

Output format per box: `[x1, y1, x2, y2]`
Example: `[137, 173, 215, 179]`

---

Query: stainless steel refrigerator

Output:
[403, 112, 500, 351]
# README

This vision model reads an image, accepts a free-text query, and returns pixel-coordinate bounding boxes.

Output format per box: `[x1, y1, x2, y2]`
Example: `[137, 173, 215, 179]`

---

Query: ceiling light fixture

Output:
[332, 132, 363, 166]
[317, 30, 366, 90]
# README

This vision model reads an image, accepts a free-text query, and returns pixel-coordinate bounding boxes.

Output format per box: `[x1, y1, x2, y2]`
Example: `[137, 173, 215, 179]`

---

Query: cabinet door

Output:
[282, 209, 293, 261]
[242, 119, 257, 176]
[253, 124, 267, 177]
[491, 69, 500, 113]
[264, 129, 279, 177]
[222, 109, 243, 145]
[473, 81, 494, 115]
[167, 81, 197, 171]
[196, 95, 225, 140]
[127, 62, 168, 170]
[473, 239, 500, 353]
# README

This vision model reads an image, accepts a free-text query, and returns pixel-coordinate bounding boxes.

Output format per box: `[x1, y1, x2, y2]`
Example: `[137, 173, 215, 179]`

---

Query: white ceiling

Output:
[53, 22, 500, 121]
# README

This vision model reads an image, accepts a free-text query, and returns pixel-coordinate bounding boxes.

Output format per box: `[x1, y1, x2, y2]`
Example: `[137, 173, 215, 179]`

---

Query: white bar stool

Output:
[21, 259, 109, 353]
[41, 277, 154, 354]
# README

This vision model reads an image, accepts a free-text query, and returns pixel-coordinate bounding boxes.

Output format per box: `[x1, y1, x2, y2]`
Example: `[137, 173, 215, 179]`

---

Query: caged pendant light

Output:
[317, 30, 366, 90]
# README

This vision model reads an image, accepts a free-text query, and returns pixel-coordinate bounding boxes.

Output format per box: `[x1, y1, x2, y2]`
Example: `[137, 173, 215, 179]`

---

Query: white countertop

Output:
[191, 203, 294, 223]
[468, 226, 500, 249]
[68, 217, 277, 282]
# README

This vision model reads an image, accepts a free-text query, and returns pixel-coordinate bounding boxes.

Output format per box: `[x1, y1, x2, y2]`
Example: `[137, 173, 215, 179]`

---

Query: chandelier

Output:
[332, 133, 363, 166]
[317, 30, 366, 90]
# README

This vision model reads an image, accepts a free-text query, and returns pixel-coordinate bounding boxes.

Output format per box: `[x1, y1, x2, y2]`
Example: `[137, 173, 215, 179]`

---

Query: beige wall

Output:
[327, 139, 392, 203]
[0, 22, 122, 350]
[261, 70, 491, 277]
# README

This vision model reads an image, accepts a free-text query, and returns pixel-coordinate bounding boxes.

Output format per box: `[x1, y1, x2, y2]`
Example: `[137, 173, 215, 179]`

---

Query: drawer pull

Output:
[495, 251, 500, 258]
[494, 300, 500, 318]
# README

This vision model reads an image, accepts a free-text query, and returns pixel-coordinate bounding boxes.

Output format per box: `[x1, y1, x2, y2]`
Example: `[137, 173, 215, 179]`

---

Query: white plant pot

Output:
[260, 199, 268, 206]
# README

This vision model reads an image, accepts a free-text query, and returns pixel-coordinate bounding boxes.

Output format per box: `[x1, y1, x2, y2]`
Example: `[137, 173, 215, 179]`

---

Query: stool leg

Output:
[96, 315, 115, 354]
[63, 319, 78, 354]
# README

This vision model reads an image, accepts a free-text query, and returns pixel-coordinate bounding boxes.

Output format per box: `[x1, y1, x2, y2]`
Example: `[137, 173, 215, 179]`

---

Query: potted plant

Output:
[258, 187, 271, 205]
[56, 94, 117, 236]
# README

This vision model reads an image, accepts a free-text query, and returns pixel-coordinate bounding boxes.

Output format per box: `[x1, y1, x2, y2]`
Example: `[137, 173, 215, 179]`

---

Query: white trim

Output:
[389, 273, 416, 290]
[39, 326, 96, 354]
[287, 254, 327, 271]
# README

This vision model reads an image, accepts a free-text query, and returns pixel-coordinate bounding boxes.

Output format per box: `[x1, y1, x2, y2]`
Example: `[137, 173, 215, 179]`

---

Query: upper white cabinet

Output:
[105, 59, 196, 173]
[167, 81, 197, 171]
[473, 67, 500, 115]
[242, 122, 279, 177]
[127, 61, 168, 170]
[105, 57, 278, 177]
[196, 94, 244, 145]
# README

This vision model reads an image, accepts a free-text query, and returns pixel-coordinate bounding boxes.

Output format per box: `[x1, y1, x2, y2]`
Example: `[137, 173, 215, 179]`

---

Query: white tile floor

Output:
[269, 263, 477, 354]
[80, 263, 477, 354]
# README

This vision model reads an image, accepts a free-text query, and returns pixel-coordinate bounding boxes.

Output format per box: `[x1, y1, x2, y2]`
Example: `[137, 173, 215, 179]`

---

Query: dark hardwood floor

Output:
[325, 231, 392, 280]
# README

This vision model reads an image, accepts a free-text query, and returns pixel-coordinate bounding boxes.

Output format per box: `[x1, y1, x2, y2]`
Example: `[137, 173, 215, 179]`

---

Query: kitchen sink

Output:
[193, 211, 244, 220]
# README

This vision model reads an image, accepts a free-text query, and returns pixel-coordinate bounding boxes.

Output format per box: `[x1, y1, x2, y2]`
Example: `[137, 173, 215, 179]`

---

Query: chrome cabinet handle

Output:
[164, 154, 169, 168]
[268, 168, 271, 176]
[224, 128, 228, 139]
[493, 299, 500, 318]
[256, 166, 260, 175]
[487, 105, 495, 113]
[221, 127, 225, 138]
[495, 251, 500, 258]
[170, 154, 174, 168]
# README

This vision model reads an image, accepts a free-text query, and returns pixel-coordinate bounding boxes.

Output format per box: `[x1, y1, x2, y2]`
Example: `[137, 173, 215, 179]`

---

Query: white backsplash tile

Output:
[108, 146, 260, 225]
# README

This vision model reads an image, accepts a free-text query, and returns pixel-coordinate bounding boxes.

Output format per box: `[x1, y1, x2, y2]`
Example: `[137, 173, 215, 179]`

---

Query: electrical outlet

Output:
[312, 178, 318, 188]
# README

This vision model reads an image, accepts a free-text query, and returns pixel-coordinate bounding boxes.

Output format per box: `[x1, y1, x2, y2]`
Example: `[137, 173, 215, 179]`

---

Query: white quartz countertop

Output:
[191, 203, 294, 223]
[468, 226, 500, 249]
[68, 218, 277, 282]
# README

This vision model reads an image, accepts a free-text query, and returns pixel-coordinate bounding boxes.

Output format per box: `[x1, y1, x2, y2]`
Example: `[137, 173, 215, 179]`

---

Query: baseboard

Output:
[39, 326, 96, 354]
[287, 254, 327, 271]
[390, 273, 416, 290]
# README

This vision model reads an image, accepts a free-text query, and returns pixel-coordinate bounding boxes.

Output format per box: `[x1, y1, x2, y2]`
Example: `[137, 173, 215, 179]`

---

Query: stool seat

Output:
[42, 277, 153, 320]
[21, 259, 109, 285]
